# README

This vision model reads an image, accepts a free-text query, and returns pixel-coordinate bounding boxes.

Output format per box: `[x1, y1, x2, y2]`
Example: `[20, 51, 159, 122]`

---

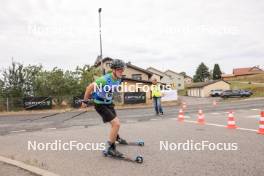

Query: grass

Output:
[229, 81, 264, 97]
[229, 73, 264, 83]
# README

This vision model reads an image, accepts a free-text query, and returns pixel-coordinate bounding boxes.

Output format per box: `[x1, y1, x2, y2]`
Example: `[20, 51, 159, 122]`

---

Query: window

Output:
[132, 74, 142, 80]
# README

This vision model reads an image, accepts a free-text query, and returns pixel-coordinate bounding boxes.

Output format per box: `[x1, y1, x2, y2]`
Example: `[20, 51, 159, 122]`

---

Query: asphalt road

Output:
[0, 98, 263, 136]
[0, 98, 263, 176]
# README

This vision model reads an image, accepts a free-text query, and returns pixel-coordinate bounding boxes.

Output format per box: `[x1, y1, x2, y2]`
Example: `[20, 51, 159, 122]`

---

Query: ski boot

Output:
[103, 141, 123, 157]
[116, 135, 128, 145]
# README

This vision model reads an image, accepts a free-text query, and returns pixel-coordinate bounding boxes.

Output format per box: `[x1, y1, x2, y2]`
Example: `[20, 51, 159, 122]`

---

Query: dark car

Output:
[239, 90, 253, 97]
[221, 90, 253, 98]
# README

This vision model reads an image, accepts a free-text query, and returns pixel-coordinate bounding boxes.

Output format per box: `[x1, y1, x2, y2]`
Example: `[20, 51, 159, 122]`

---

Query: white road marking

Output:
[170, 116, 190, 120]
[150, 118, 159, 121]
[126, 120, 138, 123]
[211, 112, 221, 115]
[251, 109, 261, 111]
[125, 113, 154, 118]
[244, 115, 260, 119]
[11, 130, 26, 133]
[237, 127, 258, 132]
[46, 128, 57, 130]
[183, 120, 258, 133]
[170, 118, 179, 120]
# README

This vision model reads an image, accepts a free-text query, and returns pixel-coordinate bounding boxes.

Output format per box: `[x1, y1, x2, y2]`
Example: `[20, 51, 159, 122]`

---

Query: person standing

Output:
[151, 78, 164, 115]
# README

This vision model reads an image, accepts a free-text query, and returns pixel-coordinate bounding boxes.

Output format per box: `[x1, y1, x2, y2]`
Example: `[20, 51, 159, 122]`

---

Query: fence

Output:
[0, 96, 74, 112]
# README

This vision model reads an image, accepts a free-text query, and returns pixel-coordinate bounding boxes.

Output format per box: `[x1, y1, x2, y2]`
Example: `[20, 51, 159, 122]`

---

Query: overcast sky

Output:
[0, 0, 264, 76]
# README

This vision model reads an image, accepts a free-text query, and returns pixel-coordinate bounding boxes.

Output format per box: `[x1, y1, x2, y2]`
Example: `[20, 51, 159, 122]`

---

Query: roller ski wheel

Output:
[136, 140, 144, 146]
[102, 150, 143, 164]
[135, 156, 143, 163]
[102, 150, 108, 157]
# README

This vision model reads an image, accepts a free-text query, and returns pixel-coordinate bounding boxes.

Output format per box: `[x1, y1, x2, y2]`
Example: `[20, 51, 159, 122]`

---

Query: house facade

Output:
[222, 66, 264, 81]
[187, 80, 230, 97]
[162, 70, 185, 90]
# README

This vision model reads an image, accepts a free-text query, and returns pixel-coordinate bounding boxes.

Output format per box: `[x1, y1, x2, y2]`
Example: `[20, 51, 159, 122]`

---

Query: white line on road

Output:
[244, 115, 260, 119]
[126, 120, 138, 123]
[211, 112, 221, 115]
[124, 113, 154, 118]
[46, 128, 57, 130]
[170, 116, 191, 120]
[251, 109, 261, 111]
[170, 118, 177, 120]
[237, 127, 258, 132]
[10, 130, 26, 133]
[183, 120, 258, 133]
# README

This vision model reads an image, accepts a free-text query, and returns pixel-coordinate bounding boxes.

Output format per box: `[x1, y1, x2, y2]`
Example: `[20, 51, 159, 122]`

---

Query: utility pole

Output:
[98, 8, 105, 74]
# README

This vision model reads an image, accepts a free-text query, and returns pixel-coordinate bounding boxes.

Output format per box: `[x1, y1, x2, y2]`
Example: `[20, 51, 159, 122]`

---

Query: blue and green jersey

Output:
[92, 73, 121, 104]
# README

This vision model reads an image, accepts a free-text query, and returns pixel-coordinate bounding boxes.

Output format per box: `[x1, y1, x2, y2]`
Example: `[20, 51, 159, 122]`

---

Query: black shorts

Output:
[94, 103, 117, 123]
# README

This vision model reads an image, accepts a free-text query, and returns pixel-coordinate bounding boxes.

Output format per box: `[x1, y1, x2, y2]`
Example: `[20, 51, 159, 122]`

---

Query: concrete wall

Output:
[187, 88, 202, 97]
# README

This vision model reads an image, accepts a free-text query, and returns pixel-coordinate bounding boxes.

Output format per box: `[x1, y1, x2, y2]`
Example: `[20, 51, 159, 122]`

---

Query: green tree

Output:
[0, 61, 102, 108]
[38, 68, 66, 105]
[0, 79, 4, 98]
[2, 61, 25, 98]
[193, 62, 210, 82]
[213, 64, 222, 80]
[23, 64, 43, 96]
[75, 65, 101, 94]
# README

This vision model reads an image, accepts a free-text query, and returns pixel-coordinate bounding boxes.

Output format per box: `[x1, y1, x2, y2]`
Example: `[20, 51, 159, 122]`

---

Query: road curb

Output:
[0, 155, 60, 176]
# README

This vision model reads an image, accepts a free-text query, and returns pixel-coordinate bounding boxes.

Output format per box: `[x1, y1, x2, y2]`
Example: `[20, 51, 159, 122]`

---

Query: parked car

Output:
[239, 90, 253, 97]
[210, 89, 224, 97]
[220, 89, 253, 98]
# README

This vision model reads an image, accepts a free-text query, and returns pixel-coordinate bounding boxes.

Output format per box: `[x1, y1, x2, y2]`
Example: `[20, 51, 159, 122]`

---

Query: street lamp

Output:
[98, 8, 103, 59]
[98, 8, 104, 74]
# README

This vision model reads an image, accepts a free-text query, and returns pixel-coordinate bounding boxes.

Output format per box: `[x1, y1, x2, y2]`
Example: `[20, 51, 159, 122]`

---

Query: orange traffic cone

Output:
[178, 108, 184, 122]
[197, 109, 205, 124]
[226, 111, 238, 129]
[182, 102, 187, 109]
[257, 111, 264, 135]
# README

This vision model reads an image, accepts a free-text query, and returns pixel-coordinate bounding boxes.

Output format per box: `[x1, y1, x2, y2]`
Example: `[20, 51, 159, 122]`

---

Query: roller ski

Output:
[116, 138, 144, 146]
[103, 142, 143, 163]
